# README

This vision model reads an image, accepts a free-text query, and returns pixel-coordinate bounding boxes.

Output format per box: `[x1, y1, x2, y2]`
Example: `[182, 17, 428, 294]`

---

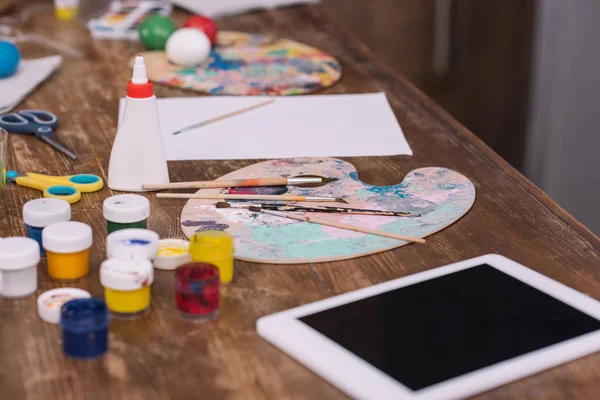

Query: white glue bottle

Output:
[108, 55, 170, 192]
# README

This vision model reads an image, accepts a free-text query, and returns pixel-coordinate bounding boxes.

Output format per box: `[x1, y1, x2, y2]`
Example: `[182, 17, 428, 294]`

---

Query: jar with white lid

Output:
[0, 237, 40, 298]
[106, 229, 159, 261]
[100, 258, 154, 318]
[103, 194, 150, 234]
[42, 221, 93, 280]
[37, 287, 91, 324]
[23, 198, 71, 256]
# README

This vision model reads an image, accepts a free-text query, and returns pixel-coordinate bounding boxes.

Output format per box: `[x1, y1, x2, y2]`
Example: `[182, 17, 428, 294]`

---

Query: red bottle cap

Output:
[127, 80, 153, 98]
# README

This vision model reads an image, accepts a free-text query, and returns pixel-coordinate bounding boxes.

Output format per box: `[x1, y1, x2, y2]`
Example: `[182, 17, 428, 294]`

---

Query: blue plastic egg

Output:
[0, 41, 21, 79]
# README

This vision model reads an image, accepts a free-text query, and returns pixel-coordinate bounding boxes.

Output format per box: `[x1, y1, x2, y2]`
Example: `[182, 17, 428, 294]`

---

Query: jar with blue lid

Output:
[60, 298, 110, 359]
[23, 198, 71, 256]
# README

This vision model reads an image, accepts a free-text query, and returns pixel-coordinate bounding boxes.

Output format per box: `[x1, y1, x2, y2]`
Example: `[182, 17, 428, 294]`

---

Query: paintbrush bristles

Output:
[335, 198, 349, 204]
[321, 177, 338, 183]
[248, 206, 262, 212]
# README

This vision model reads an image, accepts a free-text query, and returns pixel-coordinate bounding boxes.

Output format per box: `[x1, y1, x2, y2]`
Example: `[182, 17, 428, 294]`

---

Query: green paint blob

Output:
[247, 222, 399, 260]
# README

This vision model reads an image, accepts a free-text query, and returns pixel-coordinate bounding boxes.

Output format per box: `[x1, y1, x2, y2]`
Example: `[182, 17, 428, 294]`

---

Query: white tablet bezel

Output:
[257, 254, 600, 400]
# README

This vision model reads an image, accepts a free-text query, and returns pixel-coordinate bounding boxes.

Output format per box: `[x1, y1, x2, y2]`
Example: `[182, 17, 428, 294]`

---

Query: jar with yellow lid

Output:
[100, 258, 153, 318]
[189, 231, 234, 284]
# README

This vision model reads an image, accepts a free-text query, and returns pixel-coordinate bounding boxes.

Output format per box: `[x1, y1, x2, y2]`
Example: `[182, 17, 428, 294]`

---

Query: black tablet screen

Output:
[299, 264, 600, 391]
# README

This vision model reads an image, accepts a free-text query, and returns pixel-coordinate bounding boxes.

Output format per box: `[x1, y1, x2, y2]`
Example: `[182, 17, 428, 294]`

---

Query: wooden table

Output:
[1, 3, 599, 400]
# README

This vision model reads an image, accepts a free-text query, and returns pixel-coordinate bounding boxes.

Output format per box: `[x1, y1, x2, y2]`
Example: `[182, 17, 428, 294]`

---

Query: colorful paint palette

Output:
[139, 31, 342, 95]
[180, 158, 476, 264]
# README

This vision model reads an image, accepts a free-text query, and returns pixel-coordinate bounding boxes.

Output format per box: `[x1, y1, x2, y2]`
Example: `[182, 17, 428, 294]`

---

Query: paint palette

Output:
[138, 31, 342, 95]
[180, 158, 476, 264]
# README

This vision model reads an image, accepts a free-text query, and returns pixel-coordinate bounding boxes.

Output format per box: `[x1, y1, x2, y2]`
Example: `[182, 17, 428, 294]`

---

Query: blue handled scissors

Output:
[0, 109, 78, 159]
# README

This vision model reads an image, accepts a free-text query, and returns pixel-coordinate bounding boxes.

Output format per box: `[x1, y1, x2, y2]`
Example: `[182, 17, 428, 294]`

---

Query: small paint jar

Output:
[54, 0, 79, 21]
[42, 221, 93, 280]
[106, 229, 159, 261]
[0, 237, 40, 298]
[103, 194, 150, 234]
[175, 263, 220, 320]
[189, 231, 235, 284]
[154, 239, 191, 270]
[100, 258, 153, 318]
[60, 298, 110, 359]
[23, 198, 71, 257]
[37, 288, 91, 324]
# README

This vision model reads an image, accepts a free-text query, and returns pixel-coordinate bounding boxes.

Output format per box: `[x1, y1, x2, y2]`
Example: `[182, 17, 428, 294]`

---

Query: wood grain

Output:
[0, 2, 598, 400]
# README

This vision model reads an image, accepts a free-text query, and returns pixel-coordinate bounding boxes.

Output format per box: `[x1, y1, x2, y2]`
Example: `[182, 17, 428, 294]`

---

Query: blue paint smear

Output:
[207, 52, 245, 70]
[437, 183, 462, 190]
[360, 185, 411, 198]
[119, 239, 150, 246]
[209, 86, 225, 94]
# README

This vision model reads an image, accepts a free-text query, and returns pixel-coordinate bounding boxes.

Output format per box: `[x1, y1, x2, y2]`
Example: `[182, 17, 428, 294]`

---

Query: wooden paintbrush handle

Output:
[145, 178, 288, 190]
[156, 193, 308, 201]
[285, 213, 426, 244]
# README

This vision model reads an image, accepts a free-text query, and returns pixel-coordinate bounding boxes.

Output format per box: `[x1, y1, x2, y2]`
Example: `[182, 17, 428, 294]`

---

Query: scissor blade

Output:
[40, 134, 78, 159]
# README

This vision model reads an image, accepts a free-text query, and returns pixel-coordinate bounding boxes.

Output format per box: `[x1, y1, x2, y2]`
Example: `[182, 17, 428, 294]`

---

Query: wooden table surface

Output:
[1, 3, 600, 400]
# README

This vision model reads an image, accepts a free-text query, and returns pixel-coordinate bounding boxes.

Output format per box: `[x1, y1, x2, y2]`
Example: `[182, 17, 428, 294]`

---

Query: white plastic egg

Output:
[165, 28, 211, 67]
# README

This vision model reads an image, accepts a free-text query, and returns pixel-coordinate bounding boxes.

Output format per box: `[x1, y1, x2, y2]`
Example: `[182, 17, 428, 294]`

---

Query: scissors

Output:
[6, 170, 104, 204]
[0, 110, 78, 159]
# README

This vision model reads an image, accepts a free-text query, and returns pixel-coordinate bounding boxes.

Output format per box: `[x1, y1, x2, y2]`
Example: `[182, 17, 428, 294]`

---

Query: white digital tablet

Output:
[257, 254, 600, 400]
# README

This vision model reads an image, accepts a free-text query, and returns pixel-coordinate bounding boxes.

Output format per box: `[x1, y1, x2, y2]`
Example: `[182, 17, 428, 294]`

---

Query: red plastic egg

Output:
[182, 15, 218, 46]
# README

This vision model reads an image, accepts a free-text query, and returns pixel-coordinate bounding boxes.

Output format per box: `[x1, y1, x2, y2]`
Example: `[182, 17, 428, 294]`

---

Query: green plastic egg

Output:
[138, 15, 176, 51]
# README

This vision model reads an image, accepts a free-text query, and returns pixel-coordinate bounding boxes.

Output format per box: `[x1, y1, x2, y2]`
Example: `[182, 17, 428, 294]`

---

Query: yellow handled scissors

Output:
[6, 170, 104, 204]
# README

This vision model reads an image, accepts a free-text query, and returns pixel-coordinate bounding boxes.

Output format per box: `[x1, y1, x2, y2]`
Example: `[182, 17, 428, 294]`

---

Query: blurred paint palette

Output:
[139, 31, 342, 95]
[180, 158, 476, 263]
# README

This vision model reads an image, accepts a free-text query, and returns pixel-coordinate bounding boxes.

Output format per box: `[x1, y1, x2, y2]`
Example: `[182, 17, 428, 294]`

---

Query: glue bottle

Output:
[108, 55, 169, 192]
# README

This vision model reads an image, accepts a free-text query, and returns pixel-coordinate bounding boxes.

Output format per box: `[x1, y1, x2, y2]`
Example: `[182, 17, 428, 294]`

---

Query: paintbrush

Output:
[172, 99, 275, 135]
[247, 206, 425, 244]
[143, 176, 337, 190]
[156, 193, 348, 203]
[215, 202, 416, 217]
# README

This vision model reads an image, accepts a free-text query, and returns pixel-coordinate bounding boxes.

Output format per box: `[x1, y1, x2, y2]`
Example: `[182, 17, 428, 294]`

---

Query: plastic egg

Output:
[182, 15, 219, 46]
[0, 41, 20, 79]
[166, 28, 211, 67]
[138, 15, 176, 51]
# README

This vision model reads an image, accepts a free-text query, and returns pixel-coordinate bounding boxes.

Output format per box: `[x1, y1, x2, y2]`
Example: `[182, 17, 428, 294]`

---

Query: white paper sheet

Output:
[172, 0, 319, 18]
[0, 56, 62, 113]
[118, 93, 412, 161]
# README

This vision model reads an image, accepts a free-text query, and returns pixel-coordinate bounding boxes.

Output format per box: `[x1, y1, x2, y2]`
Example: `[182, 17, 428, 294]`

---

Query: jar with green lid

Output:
[189, 230, 234, 284]
[103, 194, 150, 234]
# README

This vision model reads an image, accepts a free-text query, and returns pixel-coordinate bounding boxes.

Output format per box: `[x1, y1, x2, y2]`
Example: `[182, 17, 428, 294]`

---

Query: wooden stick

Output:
[156, 193, 348, 203]
[144, 177, 289, 190]
[172, 99, 275, 135]
[251, 207, 426, 244]
[143, 176, 330, 190]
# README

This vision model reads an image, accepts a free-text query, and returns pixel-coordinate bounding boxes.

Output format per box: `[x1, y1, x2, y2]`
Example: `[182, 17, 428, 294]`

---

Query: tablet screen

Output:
[299, 264, 600, 391]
